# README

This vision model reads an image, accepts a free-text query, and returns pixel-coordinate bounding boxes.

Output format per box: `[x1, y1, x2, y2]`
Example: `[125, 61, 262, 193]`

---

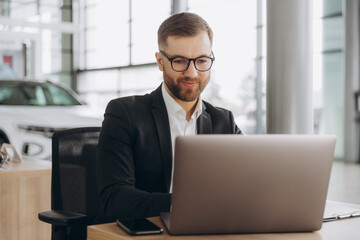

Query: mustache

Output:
[177, 77, 200, 83]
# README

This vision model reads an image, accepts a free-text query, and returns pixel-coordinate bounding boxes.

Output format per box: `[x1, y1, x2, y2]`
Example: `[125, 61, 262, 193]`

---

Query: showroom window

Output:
[0, 0, 77, 87]
[317, 0, 345, 159]
[79, 0, 170, 68]
[76, 0, 170, 111]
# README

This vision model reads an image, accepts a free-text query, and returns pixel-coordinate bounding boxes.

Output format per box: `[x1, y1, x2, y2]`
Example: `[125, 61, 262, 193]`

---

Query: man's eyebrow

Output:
[168, 53, 212, 58]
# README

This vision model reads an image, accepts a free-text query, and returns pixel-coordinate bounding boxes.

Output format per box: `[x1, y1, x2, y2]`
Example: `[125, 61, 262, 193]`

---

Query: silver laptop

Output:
[161, 135, 336, 235]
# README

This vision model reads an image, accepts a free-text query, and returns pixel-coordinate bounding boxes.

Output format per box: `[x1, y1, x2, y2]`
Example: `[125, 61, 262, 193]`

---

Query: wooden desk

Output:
[0, 158, 51, 240]
[88, 212, 360, 240]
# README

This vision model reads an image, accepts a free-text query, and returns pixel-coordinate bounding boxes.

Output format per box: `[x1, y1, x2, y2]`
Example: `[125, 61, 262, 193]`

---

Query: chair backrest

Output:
[51, 127, 110, 225]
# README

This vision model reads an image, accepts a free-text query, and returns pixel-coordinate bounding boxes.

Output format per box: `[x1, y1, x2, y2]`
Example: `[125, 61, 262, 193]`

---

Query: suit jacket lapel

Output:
[151, 85, 172, 192]
[197, 101, 212, 134]
[150, 87, 212, 191]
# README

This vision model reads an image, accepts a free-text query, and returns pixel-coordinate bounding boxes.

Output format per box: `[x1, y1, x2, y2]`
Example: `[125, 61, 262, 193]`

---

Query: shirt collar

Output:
[161, 83, 203, 119]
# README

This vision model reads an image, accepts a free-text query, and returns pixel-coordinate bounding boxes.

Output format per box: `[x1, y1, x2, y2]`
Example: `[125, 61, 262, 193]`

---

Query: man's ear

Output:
[155, 52, 164, 71]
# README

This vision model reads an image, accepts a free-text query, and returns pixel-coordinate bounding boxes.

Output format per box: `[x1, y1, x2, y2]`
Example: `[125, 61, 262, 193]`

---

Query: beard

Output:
[163, 70, 210, 102]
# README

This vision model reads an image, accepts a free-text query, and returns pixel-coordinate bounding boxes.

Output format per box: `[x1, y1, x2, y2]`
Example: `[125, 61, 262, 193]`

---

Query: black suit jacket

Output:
[97, 85, 242, 220]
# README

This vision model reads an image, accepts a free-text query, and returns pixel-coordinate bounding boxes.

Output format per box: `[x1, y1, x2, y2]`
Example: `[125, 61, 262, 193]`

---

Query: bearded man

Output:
[97, 12, 242, 220]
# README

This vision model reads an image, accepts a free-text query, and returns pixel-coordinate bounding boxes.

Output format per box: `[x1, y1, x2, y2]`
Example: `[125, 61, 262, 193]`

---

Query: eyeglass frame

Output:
[159, 50, 215, 72]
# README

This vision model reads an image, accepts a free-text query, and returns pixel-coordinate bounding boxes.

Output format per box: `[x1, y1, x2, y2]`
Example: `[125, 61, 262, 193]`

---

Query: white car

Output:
[0, 80, 103, 160]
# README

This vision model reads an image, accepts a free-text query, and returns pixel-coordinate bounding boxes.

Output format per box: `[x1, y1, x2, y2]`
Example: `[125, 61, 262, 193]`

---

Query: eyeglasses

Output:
[159, 50, 215, 72]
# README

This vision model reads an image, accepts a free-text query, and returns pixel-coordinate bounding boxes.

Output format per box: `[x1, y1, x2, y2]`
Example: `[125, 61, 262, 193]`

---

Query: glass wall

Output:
[76, 0, 170, 112]
[0, 0, 76, 87]
[83, 0, 130, 68]
[317, 0, 344, 159]
[78, 0, 170, 68]
[77, 65, 163, 112]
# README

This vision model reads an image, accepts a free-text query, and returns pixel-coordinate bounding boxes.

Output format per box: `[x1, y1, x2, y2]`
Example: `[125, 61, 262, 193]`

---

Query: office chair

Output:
[38, 127, 113, 240]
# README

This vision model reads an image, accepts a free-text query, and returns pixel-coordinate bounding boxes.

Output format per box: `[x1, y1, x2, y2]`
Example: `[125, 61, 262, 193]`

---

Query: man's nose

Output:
[183, 60, 198, 78]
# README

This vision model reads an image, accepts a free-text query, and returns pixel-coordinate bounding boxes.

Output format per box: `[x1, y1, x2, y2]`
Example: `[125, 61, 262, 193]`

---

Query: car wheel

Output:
[0, 134, 9, 146]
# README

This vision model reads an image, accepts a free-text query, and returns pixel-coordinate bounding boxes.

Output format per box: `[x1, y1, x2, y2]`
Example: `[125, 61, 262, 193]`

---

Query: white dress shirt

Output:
[161, 83, 202, 192]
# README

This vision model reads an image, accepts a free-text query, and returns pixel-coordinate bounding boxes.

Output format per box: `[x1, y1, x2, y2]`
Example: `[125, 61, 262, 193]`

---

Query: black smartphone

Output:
[116, 218, 163, 235]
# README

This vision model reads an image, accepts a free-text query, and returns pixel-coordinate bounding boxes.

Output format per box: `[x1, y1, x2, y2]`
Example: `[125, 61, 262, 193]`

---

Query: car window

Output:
[43, 85, 81, 106]
[0, 86, 12, 103]
[35, 86, 47, 105]
[0, 82, 81, 106]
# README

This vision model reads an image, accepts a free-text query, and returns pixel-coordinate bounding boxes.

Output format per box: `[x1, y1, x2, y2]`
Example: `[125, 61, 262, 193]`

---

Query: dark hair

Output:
[157, 12, 213, 49]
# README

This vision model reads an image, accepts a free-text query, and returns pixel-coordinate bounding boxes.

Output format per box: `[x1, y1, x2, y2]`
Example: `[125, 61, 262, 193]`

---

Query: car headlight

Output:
[17, 124, 67, 138]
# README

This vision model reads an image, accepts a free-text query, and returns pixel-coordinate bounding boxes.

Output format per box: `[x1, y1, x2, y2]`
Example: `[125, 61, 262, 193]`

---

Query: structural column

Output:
[172, 0, 188, 14]
[267, 0, 313, 134]
[344, 0, 359, 162]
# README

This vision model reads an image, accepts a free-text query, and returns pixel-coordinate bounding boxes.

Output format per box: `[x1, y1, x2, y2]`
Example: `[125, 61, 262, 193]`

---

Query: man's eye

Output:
[173, 59, 187, 64]
[196, 58, 209, 64]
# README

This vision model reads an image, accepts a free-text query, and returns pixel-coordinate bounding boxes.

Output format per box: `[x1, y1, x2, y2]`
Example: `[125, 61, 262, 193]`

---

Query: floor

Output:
[327, 161, 360, 204]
